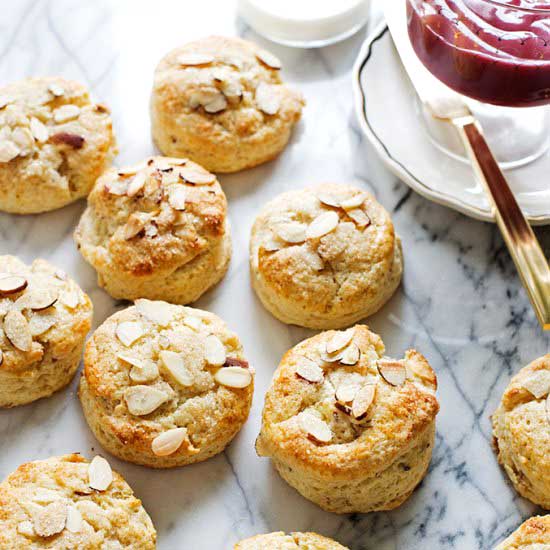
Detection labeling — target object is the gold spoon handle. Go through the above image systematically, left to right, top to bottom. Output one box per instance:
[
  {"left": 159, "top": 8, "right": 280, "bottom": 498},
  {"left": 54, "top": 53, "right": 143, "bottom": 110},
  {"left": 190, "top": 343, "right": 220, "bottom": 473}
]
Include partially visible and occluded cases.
[{"left": 453, "top": 116, "right": 550, "bottom": 331}]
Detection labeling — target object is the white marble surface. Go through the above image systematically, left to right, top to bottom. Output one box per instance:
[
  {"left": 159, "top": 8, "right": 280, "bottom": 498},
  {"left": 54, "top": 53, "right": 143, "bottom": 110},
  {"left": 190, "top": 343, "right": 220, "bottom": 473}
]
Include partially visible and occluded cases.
[{"left": 1, "top": 1, "right": 550, "bottom": 549}]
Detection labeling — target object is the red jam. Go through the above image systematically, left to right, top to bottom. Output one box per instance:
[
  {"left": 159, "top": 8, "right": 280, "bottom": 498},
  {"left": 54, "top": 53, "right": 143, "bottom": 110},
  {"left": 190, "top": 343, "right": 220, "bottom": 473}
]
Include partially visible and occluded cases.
[{"left": 407, "top": 0, "right": 550, "bottom": 106}]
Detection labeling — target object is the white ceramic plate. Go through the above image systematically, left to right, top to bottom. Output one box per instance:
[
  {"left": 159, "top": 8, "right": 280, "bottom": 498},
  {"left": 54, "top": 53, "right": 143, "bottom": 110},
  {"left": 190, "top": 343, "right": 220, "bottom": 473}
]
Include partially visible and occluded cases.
[{"left": 352, "top": 22, "right": 550, "bottom": 225}]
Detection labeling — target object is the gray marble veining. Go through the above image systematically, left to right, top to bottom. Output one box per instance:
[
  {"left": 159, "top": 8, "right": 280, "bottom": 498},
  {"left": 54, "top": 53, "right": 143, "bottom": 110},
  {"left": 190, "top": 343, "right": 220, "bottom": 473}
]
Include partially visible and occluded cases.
[{"left": 1, "top": 1, "right": 549, "bottom": 549}]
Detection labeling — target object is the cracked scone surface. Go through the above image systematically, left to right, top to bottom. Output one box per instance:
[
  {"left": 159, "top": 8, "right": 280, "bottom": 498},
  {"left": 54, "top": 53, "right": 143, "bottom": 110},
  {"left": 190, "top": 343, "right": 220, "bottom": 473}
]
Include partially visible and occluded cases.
[
  {"left": 151, "top": 35, "right": 304, "bottom": 173},
  {"left": 0, "top": 77, "right": 116, "bottom": 214},
  {"left": 74, "top": 156, "right": 231, "bottom": 304},
  {"left": 249, "top": 183, "right": 402, "bottom": 329},
  {"left": 0, "top": 255, "right": 93, "bottom": 408},
  {"left": 79, "top": 300, "right": 254, "bottom": 468},
  {"left": 256, "top": 325, "right": 439, "bottom": 513},
  {"left": 492, "top": 355, "right": 550, "bottom": 509},
  {"left": 0, "top": 454, "right": 156, "bottom": 549},
  {"left": 496, "top": 515, "right": 550, "bottom": 549},
  {"left": 234, "top": 531, "right": 349, "bottom": 549}
]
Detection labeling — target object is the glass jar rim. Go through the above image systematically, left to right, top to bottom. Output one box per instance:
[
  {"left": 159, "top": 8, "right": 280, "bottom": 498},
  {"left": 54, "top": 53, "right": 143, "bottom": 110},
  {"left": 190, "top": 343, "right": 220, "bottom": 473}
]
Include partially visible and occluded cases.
[{"left": 481, "top": 0, "right": 550, "bottom": 14}]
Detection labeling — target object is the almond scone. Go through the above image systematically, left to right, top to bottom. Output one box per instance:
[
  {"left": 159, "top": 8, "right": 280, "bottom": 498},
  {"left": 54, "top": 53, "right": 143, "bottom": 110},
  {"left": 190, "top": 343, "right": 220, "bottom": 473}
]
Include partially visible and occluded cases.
[
  {"left": 151, "top": 35, "right": 304, "bottom": 173},
  {"left": 0, "top": 77, "right": 116, "bottom": 214},
  {"left": 74, "top": 156, "right": 231, "bottom": 304},
  {"left": 0, "top": 255, "right": 93, "bottom": 407},
  {"left": 79, "top": 300, "right": 254, "bottom": 468},
  {"left": 256, "top": 325, "right": 439, "bottom": 513},
  {"left": 495, "top": 515, "right": 550, "bottom": 549},
  {"left": 234, "top": 531, "right": 349, "bottom": 549}
]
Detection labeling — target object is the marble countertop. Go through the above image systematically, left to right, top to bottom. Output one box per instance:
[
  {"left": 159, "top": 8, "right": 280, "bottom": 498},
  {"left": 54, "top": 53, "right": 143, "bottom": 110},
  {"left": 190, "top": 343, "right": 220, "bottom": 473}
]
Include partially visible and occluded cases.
[{"left": 1, "top": 1, "right": 550, "bottom": 549}]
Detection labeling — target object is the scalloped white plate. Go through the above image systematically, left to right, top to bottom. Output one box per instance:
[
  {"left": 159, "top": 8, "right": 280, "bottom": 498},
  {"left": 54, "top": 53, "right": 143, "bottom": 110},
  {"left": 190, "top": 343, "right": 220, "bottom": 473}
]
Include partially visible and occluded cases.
[{"left": 353, "top": 22, "right": 550, "bottom": 225}]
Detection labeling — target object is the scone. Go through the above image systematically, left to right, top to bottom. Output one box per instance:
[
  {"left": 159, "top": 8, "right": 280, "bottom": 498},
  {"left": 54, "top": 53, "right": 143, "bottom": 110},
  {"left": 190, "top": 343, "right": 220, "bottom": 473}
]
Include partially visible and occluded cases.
[
  {"left": 151, "top": 35, "right": 304, "bottom": 173},
  {"left": 0, "top": 77, "right": 116, "bottom": 214},
  {"left": 74, "top": 156, "right": 231, "bottom": 304},
  {"left": 250, "top": 184, "right": 403, "bottom": 329},
  {"left": 0, "top": 255, "right": 93, "bottom": 408},
  {"left": 79, "top": 299, "right": 254, "bottom": 468},
  {"left": 256, "top": 325, "right": 439, "bottom": 513},
  {"left": 492, "top": 355, "right": 550, "bottom": 508},
  {"left": 0, "top": 454, "right": 156, "bottom": 549},
  {"left": 495, "top": 515, "right": 550, "bottom": 549},
  {"left": 235, "top": 532, "right": 348, "bottom": 549}
]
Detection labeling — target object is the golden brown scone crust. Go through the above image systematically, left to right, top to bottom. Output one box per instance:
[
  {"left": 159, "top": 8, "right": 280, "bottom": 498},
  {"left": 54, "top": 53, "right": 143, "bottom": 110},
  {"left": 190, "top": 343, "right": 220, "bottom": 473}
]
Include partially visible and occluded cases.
[
  {"left": 151, "top": 35, "right": 304, "bottom": 173},
  {"left": 0, "top": 77, "right": 117, "bottom": 214},
  {"left": 74, "top": 156, "right": 231, "bottom": 304},
  {"left": 250, "top": 183, "right": 402, "bottom": 329},
  {"left": 0, "top": 255, "right": 93, "bottom": 407},
  {"left": 79, "top": 300, "right": 254, "bottom": 468},
  {"left": 257, "top": 325, "right": 438, "bottom": 513},
  {"left": 492, "top": 355, "right": 550, "bottom": 509},
  {"left": 0, "top": 454, "right": 156, "bottom": 549},
  {"left": 496, "top": 515, "right": 550, "bottom": 549},
  {"left": 235, "top": 531, "right": 349, "bottom": 549}
]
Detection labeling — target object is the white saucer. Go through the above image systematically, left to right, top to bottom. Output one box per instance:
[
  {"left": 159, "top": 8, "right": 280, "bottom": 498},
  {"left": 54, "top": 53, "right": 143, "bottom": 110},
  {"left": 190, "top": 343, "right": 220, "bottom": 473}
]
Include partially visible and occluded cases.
[{"left": 352, "top": 22, "right": 550, "bottom": 225}]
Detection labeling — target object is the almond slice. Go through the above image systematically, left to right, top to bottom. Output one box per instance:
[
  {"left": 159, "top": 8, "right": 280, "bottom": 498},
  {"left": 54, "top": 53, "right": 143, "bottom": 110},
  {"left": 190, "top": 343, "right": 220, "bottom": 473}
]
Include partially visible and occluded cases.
[
  {"left": 256, "top": 49, "right": 282, "bottom": 69},
  {"left": 177, "top": 53, "right": 215, "bottom": 66},
  {"left": 48, "top": 83, "right": 65, "bottom": 96},
  {"left": 256, "top": 83, "right": 281, "bottom": 115},
  {"left": 203, "top": 93, "right": 228, "bottom": 113},
  {"left": 0, "top": 95, "right": 13, "bottom": 109},
  {"left": 53, "top": 104, "right": 80, "bottom": 123},
  {"left": 30, "top": 117, "right": 49, "bottom": 142},
  {"left": 0, "top": 140, "right": 20, "bottom": 162},
  {"left": 180, "top": 166, "right": 216, "bottom": 185},
  {"left": 126, "top": 172, "right": 146, "bottom": 197},
  {"left": 105, "top": 179, "right": 128, "bottom": 196},
  {"left": 168, "top": 186, "right": 186, "bottom": 210},
  {"left": 317, "top": 192, "right": 341, "bottom": 208},
  {"left": 340, "top": 193, "right": 367, "bottom": 210},
  {"left": 347, "top": 208, "right": 371, "bottom": 229},
  {"left": 307, "top": 211, "right": 339, "bottom": 240},
  {"left": 122, "top": 212, "right": 149, "bottom": 240},
  {"left": 275, "top": 222, "right": 307, "bottom": 244},
  {"left": 261, "top": 236, "right": 283, "bottom": 252},
  {"left": 303, "top": 247, "right": 324, "bottom": 271},
  {"left": 0, "top": 274, "right": 27, "bottom": 295},
  {"left": 15, "top": 288, "right": 58, "bottom": 311},
  {"left": 59, "top": 289, "right": 80, "bottom": 309},
  {"left": 135, "top": 299, "right": 174, "bottom": 326},
  {"left": 4, "top": 310, "right": 32, "bottom": 351},
  {"left": 28, "top": 315, "right": 56, "bottom": 337},
  {"left": 183, "top": 315, "right": 202, "bottom": 330},
  {"left": 115, "top": 321, "right": 144, "bottom": 347},
  {"left": 326, "top": 329, "right": 355, "bottom": 354},
  {"left": 204, "top": 334, "right": 226, "bottom": 366},
  {"left": 318, "top": 343, "right": 345, "bottom": 363},
  {"left": 340, "top": 343, "right": 360, "bottom": 366},
  {"left": 160, "top": 350, "right": 193, "bottom": 386},
  {"left": 117, "top": 352, "right": 144, "bottom": 369},
  {"left": 296, "top": 358, "right": 324, "bottom": 383},
  {"left": 129, "top": 360, "right": 159, "bottom": 383},
  {"left": 378, "top": 360, "right": 407, "bottom": 387},
  {"left": 214, "top": 366, "right": 252, "bottom": 388},
  {"left": 522, "top": 370, "right": 550, "bottom": 399},
  {"left": 335, "top": 381, "right": 361, "bottom": 404},
  {"left": 352, "top": 384, "right": 376, "bottom": 420},
  {"left": 124, "top": 385, "right": 169, "bottom": 416},
  {"left": 300, "top": 413, "right": 332, "bottom": 443},
  {"left": 152, "top": 427, "right": 188, "bottom": 456},
  {"left": 88, "top": 456, "right": 113, "bottom": 491},
  {"left": 33, "top": 500, "right": 67, "bottom": 538},
  {"left": 65, "top": 505, "right": 82, "bottom": 533},
  {"left": 17, "top": 520, "right": 34, "bottom": 537}
]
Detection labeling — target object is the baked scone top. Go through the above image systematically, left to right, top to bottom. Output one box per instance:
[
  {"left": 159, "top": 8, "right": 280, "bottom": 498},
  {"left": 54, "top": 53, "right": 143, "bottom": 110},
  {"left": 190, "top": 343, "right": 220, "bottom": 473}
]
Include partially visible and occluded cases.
[
  {"left": 152, "top": 35, "right": 304, "bottom": 139},
  {"left": 76, "top": 156, "right": 227, "bottom": 277},
  {"left": 251, "top": 183, "right": 400, "bottom": 317},
  {"left": 0, "top": 256, "right": 92, "bottom": 373},
  {"left": 83, "top": 300, "right": 254, "bottom": 458},
  {"left": 257, "top": 325, "right": 438, "bottom": 480},
  {"left": 0, "top": 454, "right": 156, "bottom": 549},
  {"left": 496, "top": 515, "right": 550, "bottom": 549},
  {"left": 235, "top": 531, "right": 349, "bottom": 550}
]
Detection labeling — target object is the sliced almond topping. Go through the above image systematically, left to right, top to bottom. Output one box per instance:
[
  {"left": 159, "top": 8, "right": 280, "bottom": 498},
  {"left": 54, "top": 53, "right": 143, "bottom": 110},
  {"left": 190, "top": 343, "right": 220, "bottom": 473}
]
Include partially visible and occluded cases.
[
  {"left": 256, "top": 49, "right": 282, "bottom": 69},
  {"left": 177, "top": 53, "right": 215, "bottom": 66},
  {"left": 48, "top": 83, "right": 65, "bottom": 96},
  {"left": 256, "top": 83, "right": 281, "bottom": 115},
  {"left": 204, "top": 92, "right": 228, "bottom": 113},
  {"left": 0, "top": 95, "right": 13, "bottom": 109},
  {"left": 53, "top": 104, "right": 80, "bottom": 123},
  {"left": 30, "top": 117, "right": 49, "bottom": 142},
  {"left": 50, "top": 132, "right": 84, "bottom": 149},
  {"left": 0, "top": 140, "right": 20, "bottom": 162},
  {"left": 118, "top": 162, "right": 147, "bottom": 176},
  {"left": 180, "top": 166, "right": 216, "bottom": 185},
  {"left": 161, "top": 170, "right": 180, "bottom": 186},
  {"left": 126, "top": 172, "right": 146, "bottom": 197},
  {"left": 105, "top": 179, "right": 128, "bottom": 196},
  {"left": 168, "top": 186, "right": 186, "bottom": 210},
  {"left": 317, "top": 192, "right": 341, "bottom": 208},
  {"left": 340, "top": 193, "right": 367, "bottom": 210},
  {"left": 347, "top": 208, "right": 371, "bottom": 229},
  {"left": 307, "top": 211, "right": 339, "bottom": 240},
  {"left": 122, "top": 212, "right": 149, "bottom": 240},
  {"left": 275, "top": 222, "right": 307, "bottom": 244},
  {"left": 145, "top": 224, "right": 159, "bottom": 238},
  {"left": 261, "top": 236, "right": 283, "bottom": 252},
  {"left": 303, "top": 247, "right": 324, "bottom": 271},
  {"left": 0, "top": 274, "right": 27, "bottom": 295},
  {"left": 16, "top": 288, "right": 58, "bottom": 311},
  {"left": 59, "top": 289, "right": 80, "bottom": 309},
  {"left": 135, "top": 299, "right": 175, "bottom": 326},
  {"left": 4, "top": 310, "right": 32, "bottom": 351},
  {"left": 183, "top": 315, "right": 202, "bottom": 330},
  {"left": 28, "top": 316, "right": 56, "bottom": 337},
  {"left": 115, "top": 321, "right": 145, "bottom": 347},
  {"left": 326, "top": 329, "right": 355, "bottom": 354},
  {"left": 204, "top": 334, "right": 226, "bottom": 366},
  {"left": 340, "top": 343, "right": 360, "bottom": 366},
  {"left": 319, "top": 344, "right": 345, "bottom": 363},
  {"left": 0, "top": 349, "right": 3, "bottom": 366},
  {"left": 160, "top": 350, "right": 193, "bottom": 386},
  {"left": 117, "top": 352, "right": 144, "bottom": 369},
  {"left": 296, "top": 358, "right": 324, "bottom": 383},
  {"left": 129, "top": 360, "right": 159, "bottom": 383},
  {"left": 378, "top": 360, "right": 407, "bottom": 387},
  {"left": 214, "top": 366, "right": 252, "bottom": 388},
  {"left": 522, "top": 370, "right": 550, "bottom": 399},
  {"left": 335, "top": 381, "right": 361, "bottom": 404},
  {"left": 352, "top": 384, "right": 376, "bottom": 420},
  {"left": 124, "top": 385, "right": 169, "bottom": 416},
  {"left": 546, "top": 394, "right": 550, "bottom": 424},
  {"left": 300, "top": 413, "right": 332, "bottom": 443},
  {"left": 152, "top": 427, "right": 188, "bottom": 456},
  {"left": 88, "top": 455, "right": 113, "bottom": 491},
  {"left": 33, "top": 500, "right": 67, "bottom": 538},
  {"left": 65, "top": 505, "right": 82, "bottom": 533},
  {"left": 17, "top": 520, "right": 34, "bottom": 537}
]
